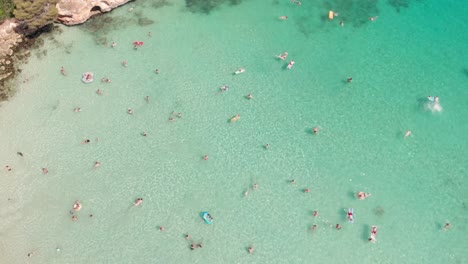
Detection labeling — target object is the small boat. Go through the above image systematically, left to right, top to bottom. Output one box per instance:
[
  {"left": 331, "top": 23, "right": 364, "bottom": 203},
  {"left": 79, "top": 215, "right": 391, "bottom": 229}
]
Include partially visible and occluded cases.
[
  {"left": 287, "top": 60, "right": 295, "bottom": 69},
  {"left": 234, "top": 68, "right": 246, "bottom": 75},
  {"left": 82, "top": 72, "right": 94, "bottom": 83},
  {"left": 230, "top": 114, "right": 241, "bottom": 123},
  {"left": 347, "top": 208, "right": 354, "bottom": 223},
  {"left": 201, "top": 212, "right": 213, "bottom": 224}
]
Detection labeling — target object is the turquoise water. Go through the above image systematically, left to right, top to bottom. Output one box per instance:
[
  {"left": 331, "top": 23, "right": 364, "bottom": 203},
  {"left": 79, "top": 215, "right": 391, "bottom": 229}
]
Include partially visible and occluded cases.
[{"left": 1, "top": 0, "right": 467, "bottom": 263}]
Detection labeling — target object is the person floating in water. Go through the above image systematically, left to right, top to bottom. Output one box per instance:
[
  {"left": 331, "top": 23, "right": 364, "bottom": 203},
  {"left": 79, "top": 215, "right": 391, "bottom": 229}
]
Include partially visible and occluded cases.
[
  {"left": 279, "top": 16, "right": 288, "bottom": 20},
  {"left": 276, "top": 52, "right": 288, "bottom": 60},
  {"left": 60, "top": 66, "right": 66, "bottom": 76},
  {"left": 404, "top": 130, "right": 412, "bottom": 138},
  {"left": 356, "top": 191, "right": 371, "bottom": 200},
  {"left": 134, "top": 198, "right": 143, "bottom": 206},
  {"left": 347, "top": 210, "right": 354, "bottom": 222},
  {"left": 444, "top": 223, "right": 452, "bottom": 231},
  {"left": 369, "top": 226, "right": 378, "bottom": 242}
]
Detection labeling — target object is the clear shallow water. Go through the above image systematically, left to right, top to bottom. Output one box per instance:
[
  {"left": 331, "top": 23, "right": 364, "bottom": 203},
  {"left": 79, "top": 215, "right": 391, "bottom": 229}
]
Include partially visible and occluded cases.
[{"left": 1, "top": 0, "right": 467, "bottom": 263}]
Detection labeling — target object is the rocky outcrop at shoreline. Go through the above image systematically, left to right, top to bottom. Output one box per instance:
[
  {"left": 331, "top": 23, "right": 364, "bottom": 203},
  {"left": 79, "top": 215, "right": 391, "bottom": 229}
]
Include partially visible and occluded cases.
[
  {"left": 56, "top": 0, "right": 133, "bottom": 25},
  {"left": 0, "top": 19, "right": 25, "bottom": 100}
]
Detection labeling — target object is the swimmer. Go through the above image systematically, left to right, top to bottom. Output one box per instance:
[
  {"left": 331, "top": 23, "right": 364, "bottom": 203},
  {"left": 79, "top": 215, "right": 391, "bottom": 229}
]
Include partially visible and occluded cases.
[
  {"left": 279, "top": 16, "right": 288, "bottom": 20},
  {"left": 369, "top": 16, "right": 378, "bottom": 21},
  {"left": 340, "top": 20, "right": 344, "bottom": 27},
  {"left": 148, "top": 32, "right": 152, "bottom": 37},
  {"left": 111, "top": 42, "right": 117, "bottom": 47},
  {"left": 276, "top": 52, "right": 288, "bottom": 60},
  {"left": 123, "top": 60, "right": 128, "bottom": 67},
  {"left": 60, "top": 66, "right": 66, "bottom": 76},
  {"left": 155, "top": 69, "right": 160, "bottom": 74},
  {"left": 347, "top": 77, "right": 353, "bottom": 83},
  {"left": 101, "top": 78, "right": 111, "bottom": 83},
  {"left": 220, "top": 85, "right": 229, "bottom": 92},
  {"left": 97, "top": 89, "right": 103, "bottom": 95},
  {"left": 247, "top": 94, "right": 253, "bottom": 99},
  {"left": 427, "top": 95, "right": 435, "bottom": 102},
  {"left": 145, "top": 96, "right": 150, "bottom": 103},
  {"left": 435, "top": 96, "right": 439, "bottom": 103},
  {"left": 74, "top": 108, "right": 82, "bottom": 112},
  {"left": 127, "top": 108, "right": 134, "bottom": 115},
  {"left": 177, "top": 112, "right": 183, "bottom": 118},
  {"left": 169, "top": 117, "right": 175, "bottom": 122},
  {"left": 313, "top": 127, "right": 319, "bottom": 134},
  {"left": 404, "top": 130, "right": 412, "bottom": 138},
  {"left": 142, "top": 131, "right": 147, "bottom": 137},
  {"left": 81, "top": 139, "right": 91, "bottom": 144},
  {"left": 265, "top": 144, "right": 270, "bottom": 150},
  {"left": 17, "top": 152, "right": 24, "bottom": 157},
  {"left": 203, "top": 155, "right": 209, "bottom": 160},
  {"left": 94, "top": 161, "right": 101, "bottom": 168},
  {"left": 6, "top": 165, "right": 12, "bottom": 171},
  {"left": 42, "top": 168, "right": 48, "bottom": 174},
  {"left": 291, "top": 179, "right": 297, "bottom": 184},
  {"left": 253, "top": 183, "right": 259, "bottom": 190},
  {"left": 304, "top": 188, "right": 311, "bottom": 193},
  {"left": 245, "top": 189, "right": 250, "bottom": 197},
  {"left": 356, "top": 191, "right": 371, "bottom": 200},
  {"left": 134, "top": 198, "right": 143, "bottom": 206},
  {"left": 73, "top": 200, "right": 82, "bottom": 211},
  {"left": 347, "top": 210, "right": 354, "bottom": 222},
  {"left": 313, "top": 211, "right": 319, "bottom": 217},
  {"left": 89, "top": 214, "right": 93, "bottom": 218},
  {"left": 72, "top": 215, "right": 78, "bottom": 221},
  {"left": 444, "top": 223, "right": 452, "bottom": 231},
  {"left": 312, "top": 224, "right": 318, "bottom": 231},
  {"left": 336, "top": 224, "right": 342, "bottom": 230},
  {"left": 159, "top": 226, "right": 166, "bottom": 232},
  {"left": 369, "top": 226, "right": 378, "bottom": 242},
  {"left": 185, "top": 234, "right": 191, "bottom": 240},
  {"left": 197, "top": 243, "right": 203, "bottom": 248},
  {"left": 190, "top": 244, "right": 195, "bottom": 250},
  {"left": 248, "top": 246, "right": 254, "bottom": 254},
  {"left": 27, "top": 252, "right": 35, "bottom": 257}
]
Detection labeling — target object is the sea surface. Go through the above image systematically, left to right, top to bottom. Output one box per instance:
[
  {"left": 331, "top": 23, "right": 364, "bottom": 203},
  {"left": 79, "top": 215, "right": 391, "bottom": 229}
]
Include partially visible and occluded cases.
[{"left": 1, "top": 0, "right": 467, "bottom": 263}]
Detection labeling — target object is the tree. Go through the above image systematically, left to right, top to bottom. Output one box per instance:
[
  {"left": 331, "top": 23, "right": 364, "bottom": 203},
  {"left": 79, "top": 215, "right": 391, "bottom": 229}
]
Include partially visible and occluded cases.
[
  {"left": 0, "top": 0, "right": 15, "bottom": 21},
  {"left": 13, "top": 0, "right": 58, "bottom": 36}
]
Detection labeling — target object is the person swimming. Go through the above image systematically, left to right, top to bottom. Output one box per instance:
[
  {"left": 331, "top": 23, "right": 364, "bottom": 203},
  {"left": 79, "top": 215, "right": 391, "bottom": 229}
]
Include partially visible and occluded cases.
[
  {"left": 279, "top": 16, "right": 288, "bottom": 20},
  {"left": 276, "top": 52, "right": 288, "bottom": 60},
  {"left": 220, "top": 85, "right": 229, "bottom": 92},
  {"left": 404, "top": 130, "right": 412, "bottom": 138},
  {"left": 356, "top": 191, "right": 371, "bottom": 200},
  {"left": 134, "top": 198, "right": 143, "bottom": 206},
  {"left": 73, "top": 200, "right": 82, "bottom": 211},
  {"left": 347, "top": 210, "right": 354, "bottom": 222},
  {"left": 369, "top": 226, "right": 378, "bottom": 242}
]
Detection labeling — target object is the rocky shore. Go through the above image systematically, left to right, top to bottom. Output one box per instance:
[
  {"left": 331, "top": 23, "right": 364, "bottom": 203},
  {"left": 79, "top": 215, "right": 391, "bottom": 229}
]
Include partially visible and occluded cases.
[
  {"left": 57, "top": 0, "right": 132, "bottom": 25},
  {"left": 0, "top": 19, "right": 26, "bottom": 100}
]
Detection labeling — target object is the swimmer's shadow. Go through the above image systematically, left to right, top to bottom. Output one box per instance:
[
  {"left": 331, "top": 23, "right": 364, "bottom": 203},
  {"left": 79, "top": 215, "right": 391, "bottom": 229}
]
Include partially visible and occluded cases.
[{"left": 362, "top": 224, "right": 371, "bottom": 242}]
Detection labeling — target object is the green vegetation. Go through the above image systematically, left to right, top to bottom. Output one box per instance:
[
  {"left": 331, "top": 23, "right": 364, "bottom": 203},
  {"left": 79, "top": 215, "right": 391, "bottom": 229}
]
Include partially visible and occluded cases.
[
  {"left": 0, "top": 0, "right": 14, "bottom": 20},
  {"left": 13, "top": 0, "right": 58, "bottom": 35}
]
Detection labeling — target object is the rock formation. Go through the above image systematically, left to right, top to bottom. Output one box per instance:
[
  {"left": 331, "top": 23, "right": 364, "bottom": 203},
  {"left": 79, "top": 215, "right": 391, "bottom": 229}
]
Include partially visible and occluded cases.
[
  {"left": 56, "top": 0, "right": 133, "bottom": 25},
  {"left": 0, "top": 19, "right": 23, "bottom": 87}
]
